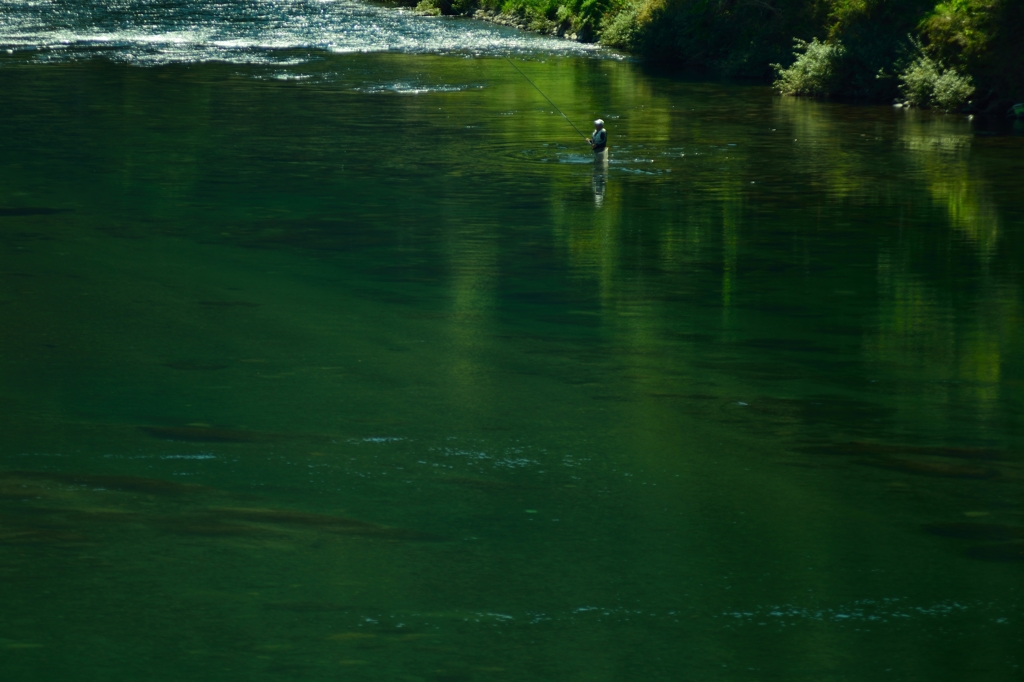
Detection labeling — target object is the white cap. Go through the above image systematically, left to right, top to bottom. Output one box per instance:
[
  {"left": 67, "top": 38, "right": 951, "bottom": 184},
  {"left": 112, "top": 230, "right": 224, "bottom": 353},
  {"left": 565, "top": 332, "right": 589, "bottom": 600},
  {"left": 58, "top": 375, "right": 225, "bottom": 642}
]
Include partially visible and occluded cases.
[{"left": 594, "top": 119, "right": 604, "bottom": 126}]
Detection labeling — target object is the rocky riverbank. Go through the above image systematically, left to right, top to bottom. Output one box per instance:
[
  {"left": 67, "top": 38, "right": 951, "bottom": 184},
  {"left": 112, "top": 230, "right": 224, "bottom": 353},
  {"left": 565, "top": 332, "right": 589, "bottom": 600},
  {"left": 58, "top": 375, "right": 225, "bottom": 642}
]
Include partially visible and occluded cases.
[
  {"left": 409, "top": 3, "right": 596, "bottom": 43},
  {"left": 467, "top": 8, "right": 588, "bottom": 42}
]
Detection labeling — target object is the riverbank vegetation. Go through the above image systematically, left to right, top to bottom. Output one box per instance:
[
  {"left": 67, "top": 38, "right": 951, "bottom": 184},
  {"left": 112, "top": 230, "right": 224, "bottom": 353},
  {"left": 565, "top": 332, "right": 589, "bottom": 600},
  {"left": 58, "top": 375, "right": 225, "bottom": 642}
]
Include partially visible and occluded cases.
[{"left": 405, "top": 0, "right": 1023, "bottom": 109}]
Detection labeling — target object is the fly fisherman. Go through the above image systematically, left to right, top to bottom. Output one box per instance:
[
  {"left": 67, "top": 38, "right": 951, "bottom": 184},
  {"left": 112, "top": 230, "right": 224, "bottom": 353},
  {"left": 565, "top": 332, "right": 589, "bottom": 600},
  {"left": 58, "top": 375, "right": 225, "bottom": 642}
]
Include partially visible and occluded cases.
[{"left": 589, "top": 119, "right": 607, "bottom": 154}]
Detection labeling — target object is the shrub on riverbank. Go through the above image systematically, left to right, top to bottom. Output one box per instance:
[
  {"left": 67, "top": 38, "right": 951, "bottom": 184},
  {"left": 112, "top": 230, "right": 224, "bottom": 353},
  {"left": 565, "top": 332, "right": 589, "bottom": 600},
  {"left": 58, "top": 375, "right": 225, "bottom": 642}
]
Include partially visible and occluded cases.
[
  {"left": 412, "top": 0, "right": 610, "bottom": 39},
  {"left": 655, "top": 0, "right": 1019, "bottom": 106},
  {"left": 770, "top": 35, "right": 976, "bottom": 110},
  {"left": 772, "top": 39, "right": 848, "bottom": 98},
  {"left": 898, "top": 44, "right": 976, "bottom": 110}
]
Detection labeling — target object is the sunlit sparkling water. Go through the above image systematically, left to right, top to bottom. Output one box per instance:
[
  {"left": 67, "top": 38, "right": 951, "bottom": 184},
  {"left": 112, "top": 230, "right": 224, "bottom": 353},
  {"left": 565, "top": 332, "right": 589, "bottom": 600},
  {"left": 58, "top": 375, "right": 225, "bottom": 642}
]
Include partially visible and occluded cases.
[{"left": 0, "top": 0, "right": 603, "bottom": 63}]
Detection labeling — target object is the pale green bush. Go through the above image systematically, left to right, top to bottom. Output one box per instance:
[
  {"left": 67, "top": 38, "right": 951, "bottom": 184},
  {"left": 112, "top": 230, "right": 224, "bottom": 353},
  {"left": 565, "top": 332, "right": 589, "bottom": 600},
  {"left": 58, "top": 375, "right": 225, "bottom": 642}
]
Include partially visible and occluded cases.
[
  {"left": 415, "top": 0, "right": 442, "bottom": 14},
  {"left": 600, "top": 2, "right": 641, "bottom": 50},
  {"left": 772, "top": 39, "right": 847, "bottom": 98},
  {"left": 898, "top": 43, "right": 975, "bottom": 111},
  {"left": 898, "top": 51, "right": 940, "bottom": 105},
  {"left": 932, "top": 67, "right": 975, "bottom": 111}
]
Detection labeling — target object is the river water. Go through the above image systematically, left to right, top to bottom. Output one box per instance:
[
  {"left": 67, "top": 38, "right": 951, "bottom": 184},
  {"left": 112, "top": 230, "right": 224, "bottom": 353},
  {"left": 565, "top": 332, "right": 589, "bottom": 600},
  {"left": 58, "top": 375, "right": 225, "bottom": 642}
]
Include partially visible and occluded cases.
[{"left": 1, "top": 3, "right": 1023, "bottom": 681}]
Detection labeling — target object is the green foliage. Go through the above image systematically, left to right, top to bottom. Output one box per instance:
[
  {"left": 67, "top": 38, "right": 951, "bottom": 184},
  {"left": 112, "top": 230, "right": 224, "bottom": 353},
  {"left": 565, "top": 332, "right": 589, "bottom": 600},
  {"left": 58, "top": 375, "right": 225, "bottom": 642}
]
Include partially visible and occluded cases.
[
  {"left": 409, "top": 0, "right": 1020, "bottom": 102},
  {"left": 414, "top": 0, "right": 443, "bottom": 14},
  {"left": 415, "top": 0, "right": 609, "bottom": 35},
  {"left": 623, "top": 0, "right": 820, "bottom": 79},
  {"left": 816, "top": 0, "right": 935, "bottom": 99},
  {"left": 921, "top": 0, "right": 995, "bottom": 62},
  {"left": 922, "top": 0, "right": 1024, "bottom": 103},
  {"left": 600, "top": 1, "right": 643, "bottom": 50},
  {"left": 773, "top": 38, "right": 847, "bottom": 97},
  {"left": 898, "top": 42, "right": 975, "bottom": 110},
  {"left": 932, "top": 68, "right": 976, "bottom": 110}
]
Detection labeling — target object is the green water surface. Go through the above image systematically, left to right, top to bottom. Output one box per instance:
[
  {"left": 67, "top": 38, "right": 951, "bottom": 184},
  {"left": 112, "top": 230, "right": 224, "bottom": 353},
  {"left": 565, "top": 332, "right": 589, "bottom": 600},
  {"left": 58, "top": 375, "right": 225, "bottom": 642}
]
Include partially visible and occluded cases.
[{"left": 1, "top": 54, "right": 1022, "bottom": 681}]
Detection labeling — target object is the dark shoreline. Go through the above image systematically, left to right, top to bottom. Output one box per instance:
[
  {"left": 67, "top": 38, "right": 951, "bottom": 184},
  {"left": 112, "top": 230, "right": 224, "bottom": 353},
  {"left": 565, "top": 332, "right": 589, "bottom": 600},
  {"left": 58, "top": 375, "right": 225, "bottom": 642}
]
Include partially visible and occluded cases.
[{"left": 397, "top": 0, "right": 1023, "bottom": 111}]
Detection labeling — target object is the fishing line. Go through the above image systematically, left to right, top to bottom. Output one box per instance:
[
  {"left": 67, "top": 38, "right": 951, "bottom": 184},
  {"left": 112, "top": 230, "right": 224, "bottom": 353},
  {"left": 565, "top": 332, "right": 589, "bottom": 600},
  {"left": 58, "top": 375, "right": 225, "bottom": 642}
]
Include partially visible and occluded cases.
[{"left": 504, "top": 55, "right": 589, "bottom": 143}]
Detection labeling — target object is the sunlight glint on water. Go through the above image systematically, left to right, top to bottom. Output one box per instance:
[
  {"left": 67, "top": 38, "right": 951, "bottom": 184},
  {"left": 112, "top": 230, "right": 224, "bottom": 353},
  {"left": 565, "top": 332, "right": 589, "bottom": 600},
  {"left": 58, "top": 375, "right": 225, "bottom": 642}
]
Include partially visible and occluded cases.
[{"left": 0, "top": 0, "right": 603, "bottom": 63}]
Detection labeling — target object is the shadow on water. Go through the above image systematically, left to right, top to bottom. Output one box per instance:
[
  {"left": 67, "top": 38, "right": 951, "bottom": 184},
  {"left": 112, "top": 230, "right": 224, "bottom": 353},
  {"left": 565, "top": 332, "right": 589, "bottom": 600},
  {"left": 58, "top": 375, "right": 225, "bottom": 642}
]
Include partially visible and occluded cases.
[
  {"left": 0, "top": 208, "right": 73, "bottom": 217},
  {"left": 0, "top": 468, "right": 439, "bottom": 549}
]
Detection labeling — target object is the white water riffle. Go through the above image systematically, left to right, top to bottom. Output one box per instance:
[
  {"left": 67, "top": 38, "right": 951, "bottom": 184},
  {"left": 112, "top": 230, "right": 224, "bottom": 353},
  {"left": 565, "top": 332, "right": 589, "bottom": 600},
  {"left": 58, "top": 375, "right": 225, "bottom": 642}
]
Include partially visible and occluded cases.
[{"left": 0, "top": 0, "right": 605, "bottom": 64}]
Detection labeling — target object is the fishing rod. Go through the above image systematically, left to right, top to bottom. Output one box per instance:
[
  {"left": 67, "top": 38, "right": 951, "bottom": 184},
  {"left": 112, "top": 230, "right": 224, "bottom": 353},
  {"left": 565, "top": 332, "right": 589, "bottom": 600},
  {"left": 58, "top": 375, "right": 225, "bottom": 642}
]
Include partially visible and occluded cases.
[{"left": 504, "top": 56, "right": 590, "bottom": 144}]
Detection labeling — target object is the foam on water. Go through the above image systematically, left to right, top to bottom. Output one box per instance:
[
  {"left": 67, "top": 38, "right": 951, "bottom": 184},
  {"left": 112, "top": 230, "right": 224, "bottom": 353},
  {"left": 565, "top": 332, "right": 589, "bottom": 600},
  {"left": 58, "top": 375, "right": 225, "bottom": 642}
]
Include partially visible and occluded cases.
[
  {"left": 0, "top": 0, "right": 604, "bottom": 65},
  {"left": 352, "top": 80, "right": 484, "bottom": 93}
]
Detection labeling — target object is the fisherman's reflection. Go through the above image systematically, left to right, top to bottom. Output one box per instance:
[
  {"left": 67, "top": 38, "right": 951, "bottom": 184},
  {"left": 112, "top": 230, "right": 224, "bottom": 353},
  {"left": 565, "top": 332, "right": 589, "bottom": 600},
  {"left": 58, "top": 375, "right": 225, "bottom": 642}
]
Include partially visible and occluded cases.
[{"left": 592, "top": 158, "right": 607, "bottom": 207}]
